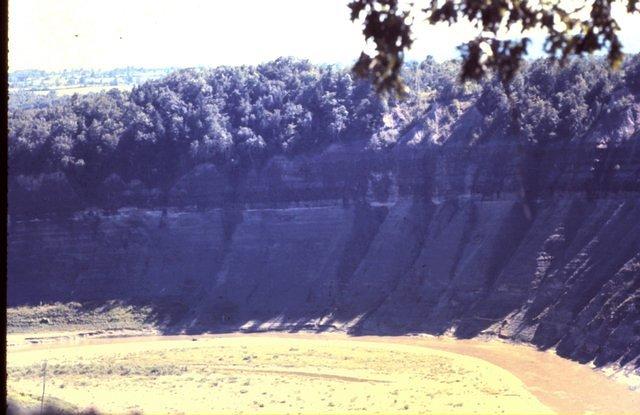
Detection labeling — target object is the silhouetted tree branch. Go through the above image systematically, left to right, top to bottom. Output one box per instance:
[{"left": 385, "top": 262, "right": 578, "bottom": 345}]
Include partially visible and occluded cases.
[{"left": 349, "top": 0, "right": 640, "bottom": 94}]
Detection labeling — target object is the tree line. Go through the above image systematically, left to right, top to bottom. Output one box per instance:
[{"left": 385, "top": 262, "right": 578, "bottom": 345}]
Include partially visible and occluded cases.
[{"left": 8, "top": 55, "right": 640, "bottom": 214}]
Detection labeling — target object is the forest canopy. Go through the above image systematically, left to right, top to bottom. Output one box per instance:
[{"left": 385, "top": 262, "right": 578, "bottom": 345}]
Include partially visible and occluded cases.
[{"left": 8, "top": 55, "right": 640, "bottom": 214}]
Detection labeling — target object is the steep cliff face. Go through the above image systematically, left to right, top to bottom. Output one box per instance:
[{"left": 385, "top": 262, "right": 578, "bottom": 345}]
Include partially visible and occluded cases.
[{"left": 8, "top": 130, "right": 640, "bottom": 372}]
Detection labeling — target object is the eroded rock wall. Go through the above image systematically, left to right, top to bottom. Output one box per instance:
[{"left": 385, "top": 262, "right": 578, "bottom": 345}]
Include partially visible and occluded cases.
[{"left": 7, "top": 140, "right": 640, "bottom": 371}]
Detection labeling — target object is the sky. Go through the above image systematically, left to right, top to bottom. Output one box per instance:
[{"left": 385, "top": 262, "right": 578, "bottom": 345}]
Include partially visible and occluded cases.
[{"left": 8, "top": 0, "right": 640, "bottom": 72}]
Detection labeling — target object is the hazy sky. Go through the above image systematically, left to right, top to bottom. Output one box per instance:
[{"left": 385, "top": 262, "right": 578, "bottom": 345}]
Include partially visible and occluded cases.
[{"left": 8, "top": 0, "right": 640, "bottom": 71}]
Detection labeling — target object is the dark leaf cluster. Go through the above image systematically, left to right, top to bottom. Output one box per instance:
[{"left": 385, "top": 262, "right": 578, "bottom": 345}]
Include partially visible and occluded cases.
[{"left": 349, "top": 0, "right": 640, "bottom": 93}]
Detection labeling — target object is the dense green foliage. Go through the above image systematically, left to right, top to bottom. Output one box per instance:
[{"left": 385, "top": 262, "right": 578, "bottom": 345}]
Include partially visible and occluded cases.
[
  {"left": 8, "top": 56, "right": 640, "bottom": 214},
  {"left": 9, "top": 59, "right": 383, "bottom": 193}
]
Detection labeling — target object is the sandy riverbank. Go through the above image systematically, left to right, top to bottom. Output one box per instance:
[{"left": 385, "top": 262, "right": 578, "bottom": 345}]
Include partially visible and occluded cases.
[{"left": 6, "top": 332, "right": 640, "bottom": 414}]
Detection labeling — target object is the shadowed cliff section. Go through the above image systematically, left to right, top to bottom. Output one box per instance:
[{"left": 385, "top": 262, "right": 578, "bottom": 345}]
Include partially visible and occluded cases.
[{"left": 8, "top": 136, "right": 640, "bottom": 374}]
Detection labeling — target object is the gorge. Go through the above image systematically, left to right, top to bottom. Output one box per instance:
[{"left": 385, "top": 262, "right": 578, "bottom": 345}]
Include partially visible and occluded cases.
[{"left": 7, "top": 57, "right": 640, "bottom": 378}]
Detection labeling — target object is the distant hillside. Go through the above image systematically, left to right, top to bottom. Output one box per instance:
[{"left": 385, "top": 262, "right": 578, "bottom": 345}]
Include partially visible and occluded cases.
[{"left": 8, "top": 67, "right": 177, "bottom": 110}]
